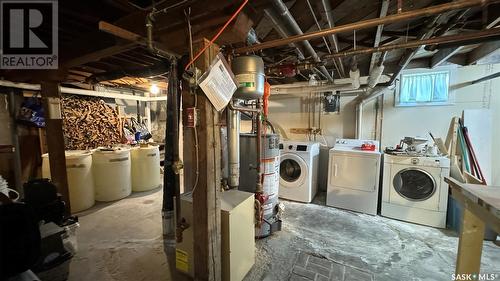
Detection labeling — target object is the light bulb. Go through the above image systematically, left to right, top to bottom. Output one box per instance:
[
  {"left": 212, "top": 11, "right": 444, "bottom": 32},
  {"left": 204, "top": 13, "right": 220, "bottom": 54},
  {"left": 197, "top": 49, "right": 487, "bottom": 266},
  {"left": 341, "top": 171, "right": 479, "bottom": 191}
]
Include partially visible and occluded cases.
[{"left": 150, "top": 84, "right": 160, "bottom": 95}]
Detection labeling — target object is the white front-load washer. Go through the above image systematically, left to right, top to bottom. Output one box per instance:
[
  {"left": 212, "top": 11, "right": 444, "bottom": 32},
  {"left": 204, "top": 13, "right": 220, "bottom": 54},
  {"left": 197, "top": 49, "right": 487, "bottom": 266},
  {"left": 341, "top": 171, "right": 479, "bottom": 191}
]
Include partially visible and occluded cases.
[
  {"left": 326, "top": 139, "right": 381, "bottom": 215},
  {"left": 279, "top": 141, "right": 319, "bottom": 203},
  {"left": 381, "top": 153, "right": 450, "bottom": 228}
]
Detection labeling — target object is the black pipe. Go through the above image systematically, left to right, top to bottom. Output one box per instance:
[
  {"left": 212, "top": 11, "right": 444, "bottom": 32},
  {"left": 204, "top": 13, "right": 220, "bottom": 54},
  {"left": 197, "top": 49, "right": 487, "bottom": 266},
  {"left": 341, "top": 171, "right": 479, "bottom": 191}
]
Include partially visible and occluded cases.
[
  {"left": 163, "top": 59, "right": 180, "bottom": 225},
  {"left": 85, "top": 61, "right": 170, "bottom": 84}
]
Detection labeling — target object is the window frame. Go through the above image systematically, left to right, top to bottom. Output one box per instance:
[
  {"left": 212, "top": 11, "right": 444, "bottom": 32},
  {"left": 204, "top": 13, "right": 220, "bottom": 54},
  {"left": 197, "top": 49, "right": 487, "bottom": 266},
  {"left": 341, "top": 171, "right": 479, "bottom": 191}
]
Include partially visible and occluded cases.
[{"left": 395, "top": 69, "right": 454, "bottom": 107}]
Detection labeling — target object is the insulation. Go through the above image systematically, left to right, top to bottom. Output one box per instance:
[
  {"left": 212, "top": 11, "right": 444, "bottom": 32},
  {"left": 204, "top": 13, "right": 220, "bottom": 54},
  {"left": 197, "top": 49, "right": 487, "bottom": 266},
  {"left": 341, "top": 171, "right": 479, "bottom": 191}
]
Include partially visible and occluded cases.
[{"left": 61, "top": 96, "right": 122, "bottom": 150}]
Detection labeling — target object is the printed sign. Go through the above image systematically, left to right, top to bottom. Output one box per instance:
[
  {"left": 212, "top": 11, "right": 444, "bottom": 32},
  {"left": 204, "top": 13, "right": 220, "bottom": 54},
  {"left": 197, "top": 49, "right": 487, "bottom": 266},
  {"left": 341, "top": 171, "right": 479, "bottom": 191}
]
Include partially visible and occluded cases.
[{"left": 1, "top": 0, "right": 58, "bottom": 69}]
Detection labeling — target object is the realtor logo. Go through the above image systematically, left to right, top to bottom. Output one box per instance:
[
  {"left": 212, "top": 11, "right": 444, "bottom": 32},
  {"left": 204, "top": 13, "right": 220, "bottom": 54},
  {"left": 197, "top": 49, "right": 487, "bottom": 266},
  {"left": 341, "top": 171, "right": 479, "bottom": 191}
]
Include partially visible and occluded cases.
[{"left": 1, "top": 0, "right": 58, "bottom": 69}]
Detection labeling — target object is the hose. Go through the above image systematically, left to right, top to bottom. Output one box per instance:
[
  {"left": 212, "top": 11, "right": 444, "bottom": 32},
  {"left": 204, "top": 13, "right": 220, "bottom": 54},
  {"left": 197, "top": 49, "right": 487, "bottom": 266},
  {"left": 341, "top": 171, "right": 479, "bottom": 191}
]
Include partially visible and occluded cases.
[{"left": 184, "top": 0, "right": 249, "bottom": 71}]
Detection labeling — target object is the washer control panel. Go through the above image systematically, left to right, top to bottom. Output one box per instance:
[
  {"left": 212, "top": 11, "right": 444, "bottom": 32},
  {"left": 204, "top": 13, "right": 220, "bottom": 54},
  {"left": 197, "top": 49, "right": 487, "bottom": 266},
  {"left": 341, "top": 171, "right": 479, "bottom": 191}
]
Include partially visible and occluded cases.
[{"left": 279, "top": 143, "right": 309, "bottom": 152}]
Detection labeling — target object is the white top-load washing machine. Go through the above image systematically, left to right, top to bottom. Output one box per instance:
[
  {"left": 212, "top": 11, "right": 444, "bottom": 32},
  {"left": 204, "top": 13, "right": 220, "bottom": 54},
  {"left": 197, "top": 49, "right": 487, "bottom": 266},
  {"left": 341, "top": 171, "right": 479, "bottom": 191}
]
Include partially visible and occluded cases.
[
  {"left": 327, "top": 139, "right": 382, "bottom": 215},
  {"left": 279, "top": 141, "right": 320, "bottom": 203},
  {"left": 381, "top": 154, "right": 450, "bottom": 228}
]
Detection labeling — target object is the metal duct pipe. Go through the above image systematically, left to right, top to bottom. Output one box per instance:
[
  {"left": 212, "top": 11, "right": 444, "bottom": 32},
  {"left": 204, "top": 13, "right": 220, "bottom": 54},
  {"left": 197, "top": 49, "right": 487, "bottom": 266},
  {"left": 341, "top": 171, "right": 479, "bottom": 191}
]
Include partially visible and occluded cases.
[
  {"left": 235, "top": 0, "right": 499, "bottom": 54},
  {"left": 270, "top": 0, "right": 333, "bottom": 81},
  {"left": 321, "top": 0, "right": 346, "bottom": 77},
  {"left": 264, "top": 8, "right": 326, "bottom": 80},
  {"left": 263, "top": 9, "right": 305, "bottom": 60},
  {"left": 388, "top": 15, "right": 441, "bottom": 85},
  {"left": 368, "top": 52, "right": 387, "bottom": 88},
  {"left": 367, "top": 65, "right": 385, "bottom": 88},
  {"left": 227, "top": 105, "right": 241, "bottom": 188}
]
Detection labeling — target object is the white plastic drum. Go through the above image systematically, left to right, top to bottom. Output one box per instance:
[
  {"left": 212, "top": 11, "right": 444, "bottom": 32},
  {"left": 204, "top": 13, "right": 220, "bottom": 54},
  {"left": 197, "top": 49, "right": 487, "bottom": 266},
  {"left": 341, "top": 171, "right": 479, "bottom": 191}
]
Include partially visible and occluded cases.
[
  {"left": 131, "top": 145, "right": 161, "bottom": 192},
  {"left": 92, "top": 147, "right": 132, "bottom": 201},
  {"left": 42, "top": 151, "right": 95, "bottom": 213}
]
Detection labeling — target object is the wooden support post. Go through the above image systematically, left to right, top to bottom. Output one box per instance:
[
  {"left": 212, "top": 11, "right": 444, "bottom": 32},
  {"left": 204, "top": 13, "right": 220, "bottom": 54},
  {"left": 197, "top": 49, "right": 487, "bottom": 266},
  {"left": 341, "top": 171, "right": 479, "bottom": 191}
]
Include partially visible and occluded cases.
[
  {"left": 182, "top": 39, "right": 222, "bottom": 281},
  {"left": 41, "top": 82, "right": 71, "bottom": 214},
  {"left": 8, "top": 90, "right": 23, "bottom": 193},
  {"left": 456, "top": 205, "right": 485, "bottom": 275}
]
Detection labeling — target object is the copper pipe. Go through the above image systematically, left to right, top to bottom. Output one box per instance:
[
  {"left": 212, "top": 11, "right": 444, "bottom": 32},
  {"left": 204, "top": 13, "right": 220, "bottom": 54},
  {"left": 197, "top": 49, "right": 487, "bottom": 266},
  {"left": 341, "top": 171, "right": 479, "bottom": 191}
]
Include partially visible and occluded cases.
[
  {"left": 234, "top": 0, "right": 498, "bottom": 54},
  {"left": 322, "top": 28, "right": 500, "bottom": 59}
]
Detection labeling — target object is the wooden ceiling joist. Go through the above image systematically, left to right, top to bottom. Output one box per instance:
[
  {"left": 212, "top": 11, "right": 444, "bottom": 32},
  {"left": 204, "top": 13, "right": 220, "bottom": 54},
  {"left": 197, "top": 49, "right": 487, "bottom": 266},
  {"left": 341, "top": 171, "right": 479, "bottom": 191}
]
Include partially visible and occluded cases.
[
  {"left": 431, "top": 16, "right": 500, "bottom": 68},
  {"left": 467, "top": 40, "right": 500, "bottom": 64},
  {"left": 64, "top": 42, "right": 139, "bottom": 68}
]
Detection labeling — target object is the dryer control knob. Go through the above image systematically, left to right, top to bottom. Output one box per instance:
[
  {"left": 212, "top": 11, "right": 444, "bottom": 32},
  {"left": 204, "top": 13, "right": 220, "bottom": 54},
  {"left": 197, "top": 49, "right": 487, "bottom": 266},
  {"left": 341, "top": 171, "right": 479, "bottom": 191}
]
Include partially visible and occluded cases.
[
  {"left": 288, "top": 145, "right": 293, "bottom": 150},
  {"left": 411, "top": 158, "right": 419, "bottom": 165}
]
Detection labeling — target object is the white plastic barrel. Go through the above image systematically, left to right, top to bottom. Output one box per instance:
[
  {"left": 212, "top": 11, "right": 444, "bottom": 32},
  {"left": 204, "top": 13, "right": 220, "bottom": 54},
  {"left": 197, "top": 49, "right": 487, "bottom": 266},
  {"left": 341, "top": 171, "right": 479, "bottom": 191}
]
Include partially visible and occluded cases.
[
  {"left": 131, "top": 144, "right": 161, "bottom": 192},
  {"left": 92, "top": 147, "right": 132, "bottom": 201},
  {"left": 42, "top": 151, "right": 95, "bottom": 213}
]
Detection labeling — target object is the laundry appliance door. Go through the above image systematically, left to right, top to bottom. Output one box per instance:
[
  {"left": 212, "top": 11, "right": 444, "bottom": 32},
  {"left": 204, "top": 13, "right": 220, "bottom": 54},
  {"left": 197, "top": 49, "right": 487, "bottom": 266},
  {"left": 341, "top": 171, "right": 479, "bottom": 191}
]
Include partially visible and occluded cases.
[
  {"left": 328, "top": 151, "right": 380, "bottom": 192},
  {"left": 279, "top": 154, "right": 307, "bottom": 189},
  {"left": 389, "top": 165, "right": 442, "bottom": 210}
]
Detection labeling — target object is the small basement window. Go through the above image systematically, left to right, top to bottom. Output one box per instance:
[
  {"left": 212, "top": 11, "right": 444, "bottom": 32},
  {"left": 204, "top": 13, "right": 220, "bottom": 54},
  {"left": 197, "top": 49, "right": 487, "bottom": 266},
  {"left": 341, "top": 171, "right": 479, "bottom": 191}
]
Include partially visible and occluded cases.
[{"left": 396, "top": 71, "right": 450, "bottom": 106}]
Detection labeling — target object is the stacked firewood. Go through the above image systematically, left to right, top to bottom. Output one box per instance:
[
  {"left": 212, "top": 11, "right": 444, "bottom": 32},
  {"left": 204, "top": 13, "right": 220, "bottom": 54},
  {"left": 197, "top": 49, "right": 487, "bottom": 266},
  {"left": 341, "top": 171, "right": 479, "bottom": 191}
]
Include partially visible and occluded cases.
[{"left": 61, "top": 96, "right": 122, "bottom": 150}]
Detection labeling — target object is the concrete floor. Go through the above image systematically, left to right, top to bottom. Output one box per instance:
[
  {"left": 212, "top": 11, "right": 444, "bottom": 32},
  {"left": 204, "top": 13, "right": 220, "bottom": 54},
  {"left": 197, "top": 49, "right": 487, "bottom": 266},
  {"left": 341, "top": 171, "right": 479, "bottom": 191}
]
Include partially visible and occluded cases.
[{"left": 69, "top": 189, "right": 500, "bottom": 281}]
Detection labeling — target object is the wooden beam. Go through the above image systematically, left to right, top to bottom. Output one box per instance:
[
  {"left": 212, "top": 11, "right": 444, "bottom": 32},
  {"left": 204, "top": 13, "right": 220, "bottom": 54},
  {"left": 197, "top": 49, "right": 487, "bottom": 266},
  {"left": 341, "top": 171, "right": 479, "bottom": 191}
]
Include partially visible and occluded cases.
[
  {"left": 369, "top": 0, "right": 390, "bottom": 72},
  {"left": 433, "top": 16, "right": 500, "bottom": 68},
  {"left": 98, "top": 21, "right": 142, "bottom": 42},
  {"left": 98, "top": 21, "right": 178, "bottom": 58},
  {"left": 185, "top": 39, "right": 221, "bottom": 281},
  {"left": 467, "top": 40, "right": 500, "bottom": 64},
  {"left": 64, "top": 42, "right": 138, "bottom": 68},
  {"left": 431, "top": 46, "right": 464, "bottom": 68},
  {"left": 447, "top": 53, "right": 468, "bottom": 66},
  {"left": 41, "top": 82, "right": 71, "bottom": 214},
  {"left": 456, "top": 207, "right": 486, "bottom": 275}
]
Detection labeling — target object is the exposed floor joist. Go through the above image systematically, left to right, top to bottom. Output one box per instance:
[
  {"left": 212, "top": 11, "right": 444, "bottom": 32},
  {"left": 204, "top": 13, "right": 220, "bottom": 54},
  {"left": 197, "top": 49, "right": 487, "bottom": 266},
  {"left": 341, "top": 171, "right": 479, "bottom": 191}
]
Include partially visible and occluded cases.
[
  {"left": 431, "top": 16, "right": 500, "bottom": 68},
  {"left": 468, "top": 40, "right": 500, "bottom": 64}
]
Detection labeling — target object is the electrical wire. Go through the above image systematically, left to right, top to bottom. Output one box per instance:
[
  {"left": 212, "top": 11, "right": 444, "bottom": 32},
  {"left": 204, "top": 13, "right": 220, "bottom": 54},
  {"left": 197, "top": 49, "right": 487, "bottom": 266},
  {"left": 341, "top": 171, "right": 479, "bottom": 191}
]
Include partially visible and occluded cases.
[
  {"left": 184, "top": 0, "right": 249, "bottom": 71},
  {"left": 185, "top": 7, "right": 200, "bottom": 193}
]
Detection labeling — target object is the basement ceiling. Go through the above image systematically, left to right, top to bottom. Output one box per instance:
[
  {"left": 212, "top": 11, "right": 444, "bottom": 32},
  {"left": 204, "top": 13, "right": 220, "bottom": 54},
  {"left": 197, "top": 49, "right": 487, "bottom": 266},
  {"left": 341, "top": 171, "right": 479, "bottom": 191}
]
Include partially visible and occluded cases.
[{"left": 0, "top": 0, "right": 499, "bottom": 85}]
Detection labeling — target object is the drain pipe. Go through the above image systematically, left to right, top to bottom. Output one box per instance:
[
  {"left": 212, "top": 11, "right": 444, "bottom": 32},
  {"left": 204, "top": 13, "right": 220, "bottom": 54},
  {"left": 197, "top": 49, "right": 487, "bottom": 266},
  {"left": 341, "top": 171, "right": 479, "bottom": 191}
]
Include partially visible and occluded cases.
[
  {"left": 270, "top": 0, "right": 333, "bottom": 81},
  {"left": 145, "top": 11, "right": 176, "bottom": 59},
  {"left": 355, "top": 53, "right": 386, "bottom": 139},
  {"left": 355, "top": 85, "right": 395, "bottom": 138},
  {"left": 227, "top": 102, "right": 240, "bottom": 188},
  {"left": 355, "top": 102, "right": 364, "bottom": 139}
]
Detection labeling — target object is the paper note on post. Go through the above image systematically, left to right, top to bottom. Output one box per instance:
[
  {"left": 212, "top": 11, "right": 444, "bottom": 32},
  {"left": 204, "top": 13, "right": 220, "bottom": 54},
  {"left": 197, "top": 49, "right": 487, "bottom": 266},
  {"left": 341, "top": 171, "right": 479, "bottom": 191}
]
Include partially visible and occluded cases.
[{"left": 198, "top": 53, "right": 238, "bottom": 111}]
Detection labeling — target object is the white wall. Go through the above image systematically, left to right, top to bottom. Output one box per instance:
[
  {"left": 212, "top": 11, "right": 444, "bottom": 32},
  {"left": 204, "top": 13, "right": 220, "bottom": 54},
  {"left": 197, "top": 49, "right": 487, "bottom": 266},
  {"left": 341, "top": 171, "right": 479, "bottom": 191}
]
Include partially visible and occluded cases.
[{"left": 268, "top": 63, "right": 500, "bottom": 186}]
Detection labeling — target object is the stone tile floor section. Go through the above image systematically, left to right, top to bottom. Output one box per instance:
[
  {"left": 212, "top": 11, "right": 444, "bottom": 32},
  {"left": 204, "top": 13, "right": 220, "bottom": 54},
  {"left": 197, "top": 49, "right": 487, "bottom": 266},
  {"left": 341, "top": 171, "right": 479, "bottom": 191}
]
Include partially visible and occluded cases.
[{"left": 290, "top": 252, "right": 374, "bottom": 281}]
